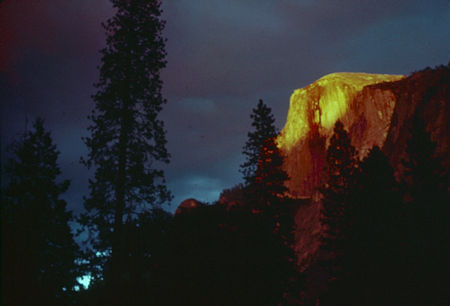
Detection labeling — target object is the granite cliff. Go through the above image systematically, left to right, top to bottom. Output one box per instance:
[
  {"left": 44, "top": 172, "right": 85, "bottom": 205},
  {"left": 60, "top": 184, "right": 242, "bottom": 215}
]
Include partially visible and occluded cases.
[{"left": 277, "top": 72, "right": 405, "bottom": 197}]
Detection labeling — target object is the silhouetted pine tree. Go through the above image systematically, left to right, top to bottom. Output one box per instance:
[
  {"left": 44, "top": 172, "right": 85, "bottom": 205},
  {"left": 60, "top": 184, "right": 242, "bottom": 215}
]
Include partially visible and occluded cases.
[
  {"left": 80, "top": 0, "right": 171, "bottom": 301},
  {"left": 240, "top": 99, "right": 278, "bottom": 185},
  {"left": 240, "top": 99, "right": 289, "bottom": 210},
  {"left": 241, "top": 109, "right": 298, "bottom": 302},
  {"left": 400, "top": 115, "right": 449, "bottom": 305},
  {"left": 1, "top": 118, "right": 78, "bottom": 305},
  {"left": 320, "top": 120, "right": 357, "bottom": 303},
  {"left": 321, "top": 121, "right": 357, "bottom": 250},
  {"left": 253, "top": 137, "right": 289, "bottom": 206},
  {"left": 341, "top": 146, "right": 403, "bottom": 305}
]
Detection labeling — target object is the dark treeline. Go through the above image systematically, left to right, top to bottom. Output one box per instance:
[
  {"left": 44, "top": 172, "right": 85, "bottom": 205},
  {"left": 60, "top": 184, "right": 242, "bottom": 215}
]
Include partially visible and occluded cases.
[
  {"left": 1, "top": 99, "right": 301, "bottom": 305},
  {"left": 2, "top": 104, "right": 448, "bottom": 305}
]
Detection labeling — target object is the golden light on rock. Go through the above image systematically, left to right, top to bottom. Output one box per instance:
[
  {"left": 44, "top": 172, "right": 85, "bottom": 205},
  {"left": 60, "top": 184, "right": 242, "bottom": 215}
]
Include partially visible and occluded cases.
[
  {"left": 277, "top": 72, "right": 405, "bottom": 197},
  {"left": 277, "top": 72, "right": 405, "bottom": 151}
]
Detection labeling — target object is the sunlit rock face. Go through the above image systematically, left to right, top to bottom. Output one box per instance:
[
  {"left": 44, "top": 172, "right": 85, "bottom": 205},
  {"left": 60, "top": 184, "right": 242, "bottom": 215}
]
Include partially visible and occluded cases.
[
  {"left": 277, "top": 72, "right": 405, "bottom": 197},
  {"left": 175, "top": 198, "right": 204, "bottom": 215}
]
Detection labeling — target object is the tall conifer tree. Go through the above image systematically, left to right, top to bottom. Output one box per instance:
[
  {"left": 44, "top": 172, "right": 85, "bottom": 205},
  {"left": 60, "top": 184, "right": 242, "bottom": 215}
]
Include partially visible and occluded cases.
[
  {"left": 80, "top": 0, "right": 171, "bottom": 294},
  {"left": 240, "top": 99, "right": 277, "bottom": 185},
  {"left": 240, "top": 104, "right": 295, "bottom": 301},
  {"left": 1, "top": 118, "right": 78, "bottom": 305},
  {"left": 320, "top": 120, "right": 357, "bottom": 304},
  {"left": 321, "top": 121, "right": 357, "bottom": 248},
  {"left": 253, "top": 137, "right": 289, "bottom": 205}
]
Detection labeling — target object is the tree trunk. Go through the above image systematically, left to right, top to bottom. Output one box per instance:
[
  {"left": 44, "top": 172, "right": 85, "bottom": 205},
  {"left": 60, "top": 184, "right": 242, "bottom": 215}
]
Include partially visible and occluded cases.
[{"left": 111, "top": 105, "right": 129, "bottom": 297}]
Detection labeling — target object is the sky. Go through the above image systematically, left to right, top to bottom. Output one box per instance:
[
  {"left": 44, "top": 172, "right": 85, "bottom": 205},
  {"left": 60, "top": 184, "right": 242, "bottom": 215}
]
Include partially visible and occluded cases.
[{"left": 1, "top": 0, "right": 449, "bottom": 214}]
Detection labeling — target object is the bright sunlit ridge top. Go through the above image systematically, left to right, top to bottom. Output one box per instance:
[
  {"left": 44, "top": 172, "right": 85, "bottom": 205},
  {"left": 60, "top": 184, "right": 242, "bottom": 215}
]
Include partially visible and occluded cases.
[{"left": 277, "top": 72, "right": 405, "bottom": 151}]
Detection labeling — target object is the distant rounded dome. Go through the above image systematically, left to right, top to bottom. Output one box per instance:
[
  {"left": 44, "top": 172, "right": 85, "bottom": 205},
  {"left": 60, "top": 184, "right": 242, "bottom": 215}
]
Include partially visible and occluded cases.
[{"left": 175, "top": 198, "right": 202, "bottom": 215}]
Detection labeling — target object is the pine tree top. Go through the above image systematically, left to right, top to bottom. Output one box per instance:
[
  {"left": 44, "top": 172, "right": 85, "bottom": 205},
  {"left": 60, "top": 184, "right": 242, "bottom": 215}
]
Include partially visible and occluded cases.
[
  {"left": 241, "top": 99, "right": 278, "bottom": 185},
  {"left": 5, "top": 118, "right": 69, "bottom": 199}
]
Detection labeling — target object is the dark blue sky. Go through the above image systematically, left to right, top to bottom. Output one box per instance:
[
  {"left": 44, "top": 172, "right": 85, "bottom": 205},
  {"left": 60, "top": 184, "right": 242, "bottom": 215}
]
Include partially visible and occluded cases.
[{"left": 1, "top": 0, "right": 449, "bottom": 213}]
